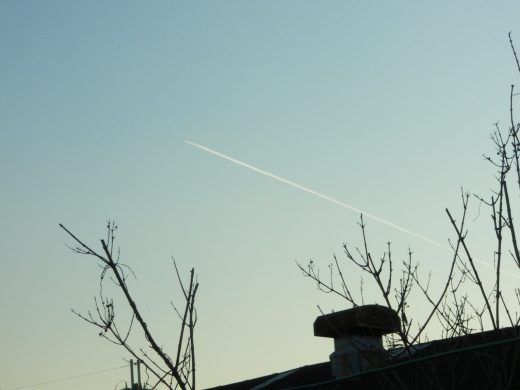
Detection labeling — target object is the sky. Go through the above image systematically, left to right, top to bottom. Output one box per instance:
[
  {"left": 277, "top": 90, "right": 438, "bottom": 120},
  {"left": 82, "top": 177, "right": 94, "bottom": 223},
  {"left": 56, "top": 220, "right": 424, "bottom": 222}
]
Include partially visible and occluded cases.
[{"left": 2, "top": 1, "right": 520, "bottom": 389}]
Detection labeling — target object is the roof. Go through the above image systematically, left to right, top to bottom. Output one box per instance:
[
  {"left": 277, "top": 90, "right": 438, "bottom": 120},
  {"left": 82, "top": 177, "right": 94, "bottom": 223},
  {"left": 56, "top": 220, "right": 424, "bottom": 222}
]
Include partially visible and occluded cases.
[
  {"left": 205, "top": 326, "right": 520, "bottom": 390},
  {"left": 204, "top": 362, "right": 331, "bottom": 390}
]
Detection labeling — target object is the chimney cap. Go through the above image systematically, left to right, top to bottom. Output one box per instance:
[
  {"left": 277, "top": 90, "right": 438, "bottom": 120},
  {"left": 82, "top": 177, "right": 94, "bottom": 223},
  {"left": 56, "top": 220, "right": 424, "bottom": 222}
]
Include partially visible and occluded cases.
[{"left": 313, "top": 305, "right": 401, "bottom": 338}]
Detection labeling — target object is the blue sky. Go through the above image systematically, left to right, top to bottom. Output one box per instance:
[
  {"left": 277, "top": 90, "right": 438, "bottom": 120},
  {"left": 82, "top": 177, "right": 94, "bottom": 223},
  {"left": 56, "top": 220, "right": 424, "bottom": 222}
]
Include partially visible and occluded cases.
[{"left": 2, "top": 2, "right": 520, "bottom": 389}]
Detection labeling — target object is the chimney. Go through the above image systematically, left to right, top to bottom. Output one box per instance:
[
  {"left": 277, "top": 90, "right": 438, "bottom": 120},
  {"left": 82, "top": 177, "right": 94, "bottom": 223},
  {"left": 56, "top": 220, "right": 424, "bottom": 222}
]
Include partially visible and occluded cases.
[{"left": 314, "top": 305, "right": 401, "bottom": 378}]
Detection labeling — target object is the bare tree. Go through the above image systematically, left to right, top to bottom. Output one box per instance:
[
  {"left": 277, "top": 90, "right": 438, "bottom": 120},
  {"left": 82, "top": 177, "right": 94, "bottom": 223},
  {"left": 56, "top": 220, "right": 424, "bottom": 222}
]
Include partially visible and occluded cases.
[
  {"left": 297, "top": 32, "right": 520, "bottom": 390},
  {"left": 60, "top": 221, "right": 198, "bottom": 390}
]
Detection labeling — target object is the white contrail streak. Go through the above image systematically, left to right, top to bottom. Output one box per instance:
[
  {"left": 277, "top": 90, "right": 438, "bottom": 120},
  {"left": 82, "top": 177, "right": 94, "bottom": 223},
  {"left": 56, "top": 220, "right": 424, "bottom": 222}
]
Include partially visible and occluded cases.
[{"left": 186, "top": 140, "right": 517, "bottom": 278}]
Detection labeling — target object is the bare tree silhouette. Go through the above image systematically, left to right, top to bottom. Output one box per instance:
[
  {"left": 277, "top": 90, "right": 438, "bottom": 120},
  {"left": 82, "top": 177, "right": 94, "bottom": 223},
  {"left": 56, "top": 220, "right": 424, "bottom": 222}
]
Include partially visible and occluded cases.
[
  {"left": 297, "top": 32, "right": 520, "bottom": 389},
  {"left": 60, "top": 221, "right": 198, "bottom": 390}
]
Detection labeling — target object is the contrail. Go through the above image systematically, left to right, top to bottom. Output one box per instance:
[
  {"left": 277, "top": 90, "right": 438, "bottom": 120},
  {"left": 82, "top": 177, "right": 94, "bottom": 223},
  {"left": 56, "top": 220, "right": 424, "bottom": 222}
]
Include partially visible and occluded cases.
[{"left": 186, "top": 140, "right": 517, "bottom": 278}]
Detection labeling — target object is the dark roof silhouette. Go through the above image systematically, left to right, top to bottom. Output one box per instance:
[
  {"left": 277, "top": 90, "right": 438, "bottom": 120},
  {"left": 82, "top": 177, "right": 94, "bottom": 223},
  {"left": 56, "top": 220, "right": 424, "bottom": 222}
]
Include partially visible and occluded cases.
[{"left": 205, "top": 326, "right": 520, "bottom": 390}]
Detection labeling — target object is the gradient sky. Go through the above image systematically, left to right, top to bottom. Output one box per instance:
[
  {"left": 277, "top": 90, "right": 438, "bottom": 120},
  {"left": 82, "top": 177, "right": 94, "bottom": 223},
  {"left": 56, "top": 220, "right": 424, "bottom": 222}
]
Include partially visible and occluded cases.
[{"left": 2, "top": 2, "right": 520, "bottom": 389}]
